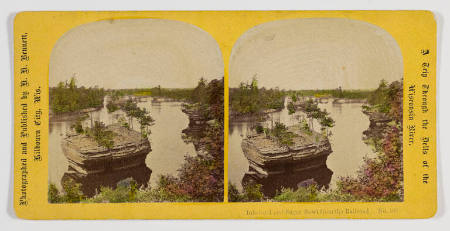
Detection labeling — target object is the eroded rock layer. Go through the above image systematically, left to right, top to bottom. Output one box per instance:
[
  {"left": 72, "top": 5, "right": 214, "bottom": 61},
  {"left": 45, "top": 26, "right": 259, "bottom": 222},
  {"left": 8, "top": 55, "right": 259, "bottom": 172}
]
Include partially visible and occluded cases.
[
  {"left": 362, "top": 110, "right": 393, "bottom": 141},
  {"left": 62, "top": 124, "right": 151, "bottom": 175},
  {"left": 241, "top": 125, "right": 332, "bottom": 176}
]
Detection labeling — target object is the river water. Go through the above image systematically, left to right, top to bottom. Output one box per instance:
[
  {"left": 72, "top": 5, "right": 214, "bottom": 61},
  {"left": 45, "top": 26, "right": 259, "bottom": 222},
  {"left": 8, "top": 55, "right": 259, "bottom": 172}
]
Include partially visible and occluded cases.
[
  {"left": 49, "top": 96, "right": 197, "bottom": 194},
  {"left": 229, "top": 99, "right": 376, "bottom": 192}
]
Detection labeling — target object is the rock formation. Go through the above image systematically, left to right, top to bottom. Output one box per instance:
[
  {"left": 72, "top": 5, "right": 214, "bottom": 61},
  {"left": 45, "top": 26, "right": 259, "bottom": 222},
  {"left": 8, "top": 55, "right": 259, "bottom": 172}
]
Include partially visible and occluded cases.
[
  {"left": 181, "top": 104, "right": 208, "bottom": 136},
  {"left": 181, "top": 104, "right": 213, "bottom": 157},
  {"left": 362, "top": 109, "right": 393, "bottom": 141},
  {"left": 61, "top": 123, "right": 151, "bottom": 175},
  {"left": 241, "top": 125, "right": 332, "bottom": 176}
]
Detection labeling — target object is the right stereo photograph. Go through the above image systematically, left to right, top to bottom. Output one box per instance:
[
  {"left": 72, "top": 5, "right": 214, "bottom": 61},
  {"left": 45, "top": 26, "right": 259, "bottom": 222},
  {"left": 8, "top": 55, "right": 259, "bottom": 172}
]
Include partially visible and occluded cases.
[{"left": 228, "top": 18, "right": 404, "bottom": 202}]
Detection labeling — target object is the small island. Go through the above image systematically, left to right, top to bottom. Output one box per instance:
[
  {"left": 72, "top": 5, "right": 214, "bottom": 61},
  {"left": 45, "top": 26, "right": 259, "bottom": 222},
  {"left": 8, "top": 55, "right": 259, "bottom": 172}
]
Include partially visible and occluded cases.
[
  {"left": 62, "top": 123, "right": 151, "bottom": 175},
  {"left": 242, "top": 125, "right": 332, "bottom": 177}
]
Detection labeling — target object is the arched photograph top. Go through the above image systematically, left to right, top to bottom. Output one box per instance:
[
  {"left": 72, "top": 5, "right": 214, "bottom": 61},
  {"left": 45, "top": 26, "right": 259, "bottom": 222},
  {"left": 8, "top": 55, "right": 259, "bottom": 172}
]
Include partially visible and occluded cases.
[
  {"left": 228, "top": 18, "right": 404, "bottom": 203},
  {"left": 230, "top": 18, "right": 402, "bottom": 89},
  {"left": 48, "top": 19, "right": 224, "bottom": 203}
]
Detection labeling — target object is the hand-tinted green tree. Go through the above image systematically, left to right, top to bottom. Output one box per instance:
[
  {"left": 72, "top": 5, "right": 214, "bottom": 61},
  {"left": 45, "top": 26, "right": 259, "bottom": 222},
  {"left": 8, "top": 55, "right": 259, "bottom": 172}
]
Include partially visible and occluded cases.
[{"left": 50, "top": 77, "right": 105, "bottom": 114}]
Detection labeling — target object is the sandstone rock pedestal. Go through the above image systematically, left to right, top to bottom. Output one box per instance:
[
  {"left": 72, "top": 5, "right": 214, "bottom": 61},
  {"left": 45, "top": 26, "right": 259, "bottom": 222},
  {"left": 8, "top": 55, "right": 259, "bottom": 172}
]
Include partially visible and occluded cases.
[
  {"left": 61, "top": 124, "right": 151, "bottom": 175},
  {"left": 241, "top": 125, "right": 332, "bottom": 176},
  {"left": 241, "top": 125, "right": 333, "bottom": 196}
]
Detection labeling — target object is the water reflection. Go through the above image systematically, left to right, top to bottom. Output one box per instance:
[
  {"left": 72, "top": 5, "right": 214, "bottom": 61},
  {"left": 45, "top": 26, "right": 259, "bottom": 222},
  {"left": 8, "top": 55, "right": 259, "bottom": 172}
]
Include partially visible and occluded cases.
[
  {"left": 49, "top": 96, "right": 196, "bottom": 193},
  {"left": 229, "top": 98, "right": 376, "bottom": 192},
  {"left": 62, "top": 164, "right": 151, "bottom": 197},
  {"left": 243, "top": 165, "right": 333, "bottom": 197}
]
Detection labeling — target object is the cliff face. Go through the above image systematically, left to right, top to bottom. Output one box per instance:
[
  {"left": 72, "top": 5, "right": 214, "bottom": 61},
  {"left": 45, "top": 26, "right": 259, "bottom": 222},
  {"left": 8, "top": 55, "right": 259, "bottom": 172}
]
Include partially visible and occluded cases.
[
  {"left": 181, "top": 104, "right": 213, "bottom": 157},
  {"left": 181, "top": 105, "right": 208, "bottom": 136},
  {"left": 362, "top": 110, "right": 393, "bottom": 141},
  {"left": 62, "top": 124, "right": 151, "bottom": 175},
  {"left": 241, "top": 126, "right": 332, "bottom": 176}
]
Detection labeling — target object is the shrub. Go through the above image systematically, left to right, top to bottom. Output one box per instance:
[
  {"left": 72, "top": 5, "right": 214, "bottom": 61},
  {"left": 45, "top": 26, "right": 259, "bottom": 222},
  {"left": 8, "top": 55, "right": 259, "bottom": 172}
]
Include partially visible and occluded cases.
[
  {"left": 50, "top": 77, "right": 105, "bottom": 114},
  {"left": 106, "top": 101, "right": 119, "bottom": 113},
  {"left": 85, "top": 121, "right": 115, "bottom": 149},
  {"left": 265, "top": 122, "right": 297, "bottom": 146},
  {"left": 338, "top": 123, "right": 403, "bottom": 201},
  {"left": 255, "top": 125, "right": 264, "bottom": 134},
  {"left": 61, "top": 178, "right": 84, "bottom": 203},
  {"left": 228, "top": 181, "right": 265, "bottom": 202},
  {"left": 242, "top": 182, "right": 265, "bottom": 202},
  {"left": 48, "top": 183, "right": 60, "bottom": 203},
  {"left": 228, "top": 183, "right": 244, "bottom": 202},
  {"left": 274, "top": 185, "right": 319, "bottom": 202}
]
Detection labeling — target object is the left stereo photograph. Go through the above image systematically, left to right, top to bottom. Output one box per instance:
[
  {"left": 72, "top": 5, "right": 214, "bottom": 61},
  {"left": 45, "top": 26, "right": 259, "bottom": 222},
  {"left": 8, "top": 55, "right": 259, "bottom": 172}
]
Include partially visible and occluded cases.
[{"left": 48, "top": 19, "right": 225, "bottom": 203}]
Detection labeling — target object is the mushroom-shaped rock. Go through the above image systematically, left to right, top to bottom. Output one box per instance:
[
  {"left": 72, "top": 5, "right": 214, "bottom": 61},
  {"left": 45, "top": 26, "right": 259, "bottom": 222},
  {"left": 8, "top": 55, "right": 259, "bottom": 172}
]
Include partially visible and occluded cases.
[{"left": 62, "top": 124, "right": 151, "bottom": 175}]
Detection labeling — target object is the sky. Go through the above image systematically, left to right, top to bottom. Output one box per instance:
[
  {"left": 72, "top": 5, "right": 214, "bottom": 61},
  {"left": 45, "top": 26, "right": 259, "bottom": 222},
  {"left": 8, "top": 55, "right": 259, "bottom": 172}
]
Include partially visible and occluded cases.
[
  {"left": 229, "top": 18, "right": 403, "bottom": 90},
  {"left": 49, "top": 19, "right": 224, "bottom": 89}
]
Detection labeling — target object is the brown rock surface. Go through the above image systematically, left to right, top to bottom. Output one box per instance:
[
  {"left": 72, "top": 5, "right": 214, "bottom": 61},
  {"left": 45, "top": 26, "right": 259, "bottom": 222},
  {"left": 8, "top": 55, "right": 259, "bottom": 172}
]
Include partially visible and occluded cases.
[
  {"left": 62, "top": 124, "right": 151, "bottom": 175},
  {"left": 241, "top": 125, "right": 332, "bottom": 176}
]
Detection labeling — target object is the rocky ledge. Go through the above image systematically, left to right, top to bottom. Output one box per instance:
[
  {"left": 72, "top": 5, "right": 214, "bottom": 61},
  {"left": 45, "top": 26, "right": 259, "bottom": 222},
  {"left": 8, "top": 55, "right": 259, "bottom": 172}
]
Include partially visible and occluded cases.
[
  {"left": 181, "top": 103, "right": 216, "bottom": 157},
  {"left": 181, "top": 104, "right": 208, "bottom": 135},
  {"left": 362, "top": 109, "right": 393, "bottom": 141},
  {"left": 62, "top": 124, "right": 151, "bottom": 175},
  {"left": 241, "top": 125, "right": 332, "bottom": 176}
]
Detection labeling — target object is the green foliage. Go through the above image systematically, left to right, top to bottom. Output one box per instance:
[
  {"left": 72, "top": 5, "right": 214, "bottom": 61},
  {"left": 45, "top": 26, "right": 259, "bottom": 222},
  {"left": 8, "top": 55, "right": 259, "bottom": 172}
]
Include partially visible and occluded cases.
[
  {"left": 49, "top": 77, "right": 224, "bottom": 203},
  {"left": 50, "top": 77, "right": 105, "bottom": 114},
  {"left": 138, "top": 77, "right": 225, "bottom": 202},
  {"left": 191, "top": 78, "right": 208, "bottom": 104},
  {"left": 204, "top": 78, "right": 224, "bottom": 123},
  {"left": 230, "top": 78, "right": 285, "bottom": 116},
  {"left": 337, "top": 79, "right": 403, "bottom": 201},
  {"left": 366, "top": 79, "right": 402, "bottom": 121},
  {"left": 368, "top": 80, "right": 389, "bottom": 106},
  {"left": 110, "top": 86, "right": 193, "bottom": 102},
  {"left": 290, "top": 88, "right": 372, "bottom": 99},
  {"left": 132, "top": 90, "right": 152, "bottom": 96},
  {"left": 290, "top": 93, "right": 298, "bottom": 102},
  {"left": 121, "top": 99, "right": 154, "bottom": 136},
  {"left": 303, "top": 99, "right": 334, "bottom": 133},
  {"left": 106, "top": 101, "right": 119, "bottom": 113},
  {"left": 287, "top": 101, "right": 296, "bottom": 115},
  {"left": 320, "top": 115, "right": 335, "bottom": 131},
  {"left": 117, "top": 116, "right": 129, "bottom": 129},
  {"left": 71, "top": 119, "right": 84, "bottom": 134},
  {"left": 300, "top": 119, "right": 312, "bottom": 134},
  {"left": 85, "top": 121, "right": 115, "bottom": 149},
  {"left": 264, "top": 122, "right": 297, "bottom": 146},
  {"left": 255, "top": 124, "right": 264, "bottom": 134},
  {"left": 338, "top": 126, "right": 403, "bottom": 201},
  {"left": 50, "top": 177, "right": 192, "bottom": 203},
  {"left": 61, "top": 178, "right": 84, "bottom": 203},
  {"left": 87, "top": 179, "right": 139, "bottom": 203},
  {"left": 228, "top": 182, "right": 265, "bottom": 202},
  {"left": 242, "top": 182, "right": 265, "bottom": 202},
  {"left": 48, "top": 183, "right": 61, "bottom": 203},
  {"left": 228, "top": 183, "right": 243, "bottom": 202},
  {"left": 272, "top": 184, "right": 360, "bottom": 202},
  {"left": 274, "top": 185, "right": 319, "bottom": 202},
  {"left": 89, "top": 186, "right": 131, "bottom": 203}
]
